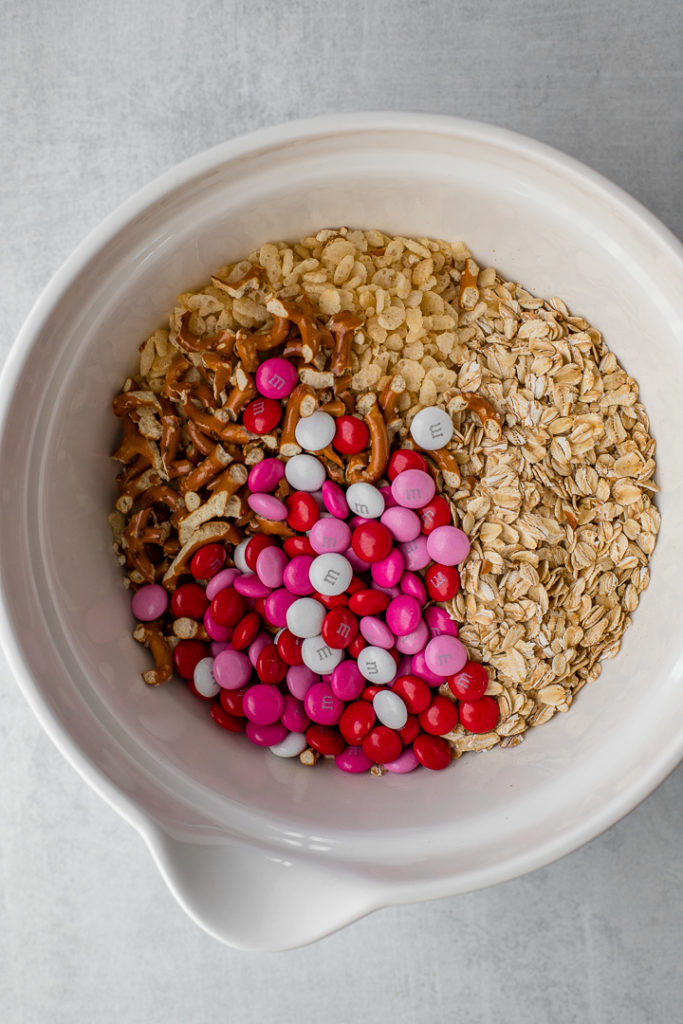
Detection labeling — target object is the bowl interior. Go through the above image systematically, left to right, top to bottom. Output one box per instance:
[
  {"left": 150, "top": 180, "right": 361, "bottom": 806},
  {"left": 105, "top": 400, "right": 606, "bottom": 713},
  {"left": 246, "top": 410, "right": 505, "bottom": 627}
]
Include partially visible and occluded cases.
[{"left": 3, "top": 120, "right": 683, "bottom": 876}]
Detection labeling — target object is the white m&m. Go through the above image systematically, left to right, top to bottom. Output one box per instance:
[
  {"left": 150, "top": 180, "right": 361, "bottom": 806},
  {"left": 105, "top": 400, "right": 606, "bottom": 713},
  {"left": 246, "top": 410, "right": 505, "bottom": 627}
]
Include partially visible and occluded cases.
[
  {"left": 409, "top": 407, "right": 454, "bottom": 450},
  {"left": 294, "top": 410, "right": 336, "bottom": 452},
  {"left": 285, "top": 454, "right": 327, "bottom": 492},
  {"left": 345, "top": 482, "right": 385, "bottom": 519},
  {"left": 308, "top": 553, "right": 353, "bottom": 596},
  {"left": 285, "top": 597, "right": 327, "bottom": 638},
  {"left": 301, "top": 635, "right": 344, "bottom": 674},
  {"left": 356, "top": 646, "right": 397, "bottom": 685},
  {"left": 193, "top": 658, "right": 221, "bottom": 699},
  {"left": 373, "top": 689, "right": 408, "bottom": 730}
]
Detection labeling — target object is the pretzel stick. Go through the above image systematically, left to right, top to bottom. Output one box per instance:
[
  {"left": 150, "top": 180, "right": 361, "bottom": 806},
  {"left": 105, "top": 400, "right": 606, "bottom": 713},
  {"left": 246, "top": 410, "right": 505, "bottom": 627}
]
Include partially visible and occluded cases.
[
  {"left": 201, "top": 352, "right": 234, "bottom": 400},
  {"left": 223, "top": 371, "right": 257, "bottom": 420},
  {"left": 378, "top": 374, "right": 406, "bottom": 422},
  {"left": 279, "top": 384, "right": 317, "bottom": 457},
  {"left": 458, "top": 391, "right": 501, "bottom": 427},
  {"left": 319, "top": 399, "right": 346, "bottom": 417},
  {"left": 181, "top": 401, "right": 249, "bottom": 444},
  {"left": 346, "top": 402, "right": 389, "bottom": 484},
  {"left": 186, "top": 419, "right": 216, "bottom": 457},
  {"left": 180, "top": 444, "right": 233, "bottom": 494}
]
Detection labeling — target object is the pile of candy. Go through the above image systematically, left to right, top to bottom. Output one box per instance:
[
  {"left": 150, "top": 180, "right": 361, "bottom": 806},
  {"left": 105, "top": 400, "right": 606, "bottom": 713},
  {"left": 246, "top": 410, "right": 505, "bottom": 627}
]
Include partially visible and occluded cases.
[{"left": 130, "top": 357, "right": 499, "bottom": 773}]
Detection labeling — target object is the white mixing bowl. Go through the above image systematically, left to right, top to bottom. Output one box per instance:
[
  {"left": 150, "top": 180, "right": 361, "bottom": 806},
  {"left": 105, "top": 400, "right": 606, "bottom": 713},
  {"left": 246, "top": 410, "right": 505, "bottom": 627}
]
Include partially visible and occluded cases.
[{"left": 2, "top": 113, "right": 682, "bottom": 951}]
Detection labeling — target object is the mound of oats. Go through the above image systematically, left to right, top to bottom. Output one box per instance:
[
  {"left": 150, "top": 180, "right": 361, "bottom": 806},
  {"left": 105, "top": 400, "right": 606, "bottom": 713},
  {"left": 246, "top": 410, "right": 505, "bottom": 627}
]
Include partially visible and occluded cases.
[{"left": 120, "top": 227, "right": 659, "bottom": 759}]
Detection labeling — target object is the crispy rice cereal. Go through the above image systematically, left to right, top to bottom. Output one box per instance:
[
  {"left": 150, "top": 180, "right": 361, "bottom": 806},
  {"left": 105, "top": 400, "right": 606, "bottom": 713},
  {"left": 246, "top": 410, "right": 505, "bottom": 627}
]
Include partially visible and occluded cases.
[{"left": 111, "top": 227, "right": 659, "bottom": 758}]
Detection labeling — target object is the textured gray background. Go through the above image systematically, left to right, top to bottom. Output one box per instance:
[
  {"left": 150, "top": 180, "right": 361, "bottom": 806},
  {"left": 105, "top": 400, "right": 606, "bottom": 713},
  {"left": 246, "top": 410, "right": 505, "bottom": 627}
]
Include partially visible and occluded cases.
[{"left": 2, "top": 1, "right": 682, "bottom": 1022}]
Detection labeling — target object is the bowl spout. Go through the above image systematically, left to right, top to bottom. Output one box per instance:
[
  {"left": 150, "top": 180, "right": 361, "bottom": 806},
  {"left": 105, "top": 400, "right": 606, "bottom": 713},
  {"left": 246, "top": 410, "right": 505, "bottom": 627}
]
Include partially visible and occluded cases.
[{"left": 147, "top": 826, "right": 377, "bottom": 951}]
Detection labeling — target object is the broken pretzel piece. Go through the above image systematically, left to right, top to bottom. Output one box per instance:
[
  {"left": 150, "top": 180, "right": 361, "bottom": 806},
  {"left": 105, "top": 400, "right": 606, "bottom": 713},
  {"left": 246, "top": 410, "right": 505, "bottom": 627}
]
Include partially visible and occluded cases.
[
  {"left": 459, "top": 258, "right": 480, "bottom": 310},
  {"left": 211, "top": 266, "right": 262, "bottom": 299},
  {"left": 267, "top": 296, "right": 332, "bottom": 365},
  {"left": 176, "top": 311, "right": 234, "bottom": 354},
  {"left": 329, "top": 311, "right": 363, "bottom": 376},
  {"left": 378, "top": 374, "right": 406, "bottom": 423},
  {"left": 457, "top": 391, "right": 501, "bottom": 428},
  {"left": 425, "top": 447, "right": 462, "bottom": 489},
  {"left": 123, "top": 508, "right": 170, "bottom": 584},
  {"left": 133, "top": 621, "right": 173, "bottom": 686}
]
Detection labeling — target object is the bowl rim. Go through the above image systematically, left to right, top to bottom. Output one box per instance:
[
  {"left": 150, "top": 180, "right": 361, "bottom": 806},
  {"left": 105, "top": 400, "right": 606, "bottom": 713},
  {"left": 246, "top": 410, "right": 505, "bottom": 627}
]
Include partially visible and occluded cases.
[{"left": 2, "top": 111, "right": 683, "bottom": 915}]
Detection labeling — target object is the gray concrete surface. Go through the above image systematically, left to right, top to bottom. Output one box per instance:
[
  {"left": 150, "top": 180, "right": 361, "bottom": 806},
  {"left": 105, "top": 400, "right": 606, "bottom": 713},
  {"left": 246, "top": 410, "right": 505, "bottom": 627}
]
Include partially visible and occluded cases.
[{"left": 1, "top": 1, "right": 682, "bottom": 1021}]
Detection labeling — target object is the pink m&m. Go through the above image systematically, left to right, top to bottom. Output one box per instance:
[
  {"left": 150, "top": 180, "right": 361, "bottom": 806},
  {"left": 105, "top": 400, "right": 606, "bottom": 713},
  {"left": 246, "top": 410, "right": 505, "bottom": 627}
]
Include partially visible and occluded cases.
[
  {"left": 255, "top": 357, "right": 298, "bottom": 399},
  {"left": 247, "top": 458, "right": 285, "bottom": 494},
  {"left": 391, "top": 469, "right": 436, "bottom": 509},
  {"left": 321, "top": 480, "right": 349, "bottom": 519},
  {"left": 247, "top": 493, "right": 288, "bottom": 521},
  {"left": 380, "top": 506, "right": 421, "bottom": 542},
  {"left": 309, "top": 517, "right": 351, "bottom": 554},
  {"left": 426, "top": 525, "right": 471, "bottom": 566},
  {"left": 399, "top": 535, "right": 431, "bottom": 571},
  {"left": 256, "top": 546, "right": 288, "bottom": 589},
  {"left": 370, "top": 548, "right": 404, "bottom": 588},
  {"left": 282, "top": 555, "right": 315, "bottom": 595},
  {"left": 206, "top": 568, "right": 240, "bottom": 601},
  {"left": 399, "top": 571, "right": 427, "bottom": 603},
  {"left": 233, "top": 575, "right": 272, "bottom": 599},
  {"left": 131, "top": 583, "right": 168, "bottom": 621},
  {"left": 264, "top": 587, "right": 298, "bottom": 627},
  {"left": 385, "top": 595, "right": 421, "bottom": 636},
  {"left": 425, "top": 605, "right": 458, "bottom": 638},
  {"left": 359, "top": 616, "right": 394, "bottom": 650},
  {"left": 394, "top": 618, "right": 429, "bottom": 655},
  {"left": 424, "top": 635, "right": 468, "bottom": 677},
  {"left": 213, "top": 648, "right": 252, "bottom": 689},
  {"left": 411, "top": 650, "right": 445, "bottom": 686},
  {"left": 331, "top": 660, "right": 365, "bottom": 701},
  {"left": 286, "top": 664, "right": 317, "bottom": 700},
  {"left": 304, "top": 682, "right": 344, "bottom": 725},
  {"left": 243, "top": 684, "right": 285, "bottom": 725},
  {"left": 280, "top": 694, "right": 311, "bottom": 732},
  {"left": 245, "top": 721, "right": 288, "bottom": 747},
  {"left": 334, "top": 745, "right": 372, "bottom": 774},
  {"left": 384, "top": 747, "right": 420, "bottom": 774}
]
